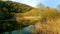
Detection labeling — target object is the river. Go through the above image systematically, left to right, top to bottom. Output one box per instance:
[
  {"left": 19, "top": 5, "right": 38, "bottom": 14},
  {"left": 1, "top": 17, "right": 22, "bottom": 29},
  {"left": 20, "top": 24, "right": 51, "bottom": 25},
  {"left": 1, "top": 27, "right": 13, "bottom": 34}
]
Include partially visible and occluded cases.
[{"left": 2, "top": 25, "right": 33, "bottom": 34}]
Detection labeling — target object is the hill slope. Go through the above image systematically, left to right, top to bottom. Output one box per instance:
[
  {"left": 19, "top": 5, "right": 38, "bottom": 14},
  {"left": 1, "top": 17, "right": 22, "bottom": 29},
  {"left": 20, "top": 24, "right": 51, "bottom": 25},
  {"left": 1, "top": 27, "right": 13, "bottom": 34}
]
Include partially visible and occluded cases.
[{"left": 0, "top": 1, "right": 35, "bottom": 33}]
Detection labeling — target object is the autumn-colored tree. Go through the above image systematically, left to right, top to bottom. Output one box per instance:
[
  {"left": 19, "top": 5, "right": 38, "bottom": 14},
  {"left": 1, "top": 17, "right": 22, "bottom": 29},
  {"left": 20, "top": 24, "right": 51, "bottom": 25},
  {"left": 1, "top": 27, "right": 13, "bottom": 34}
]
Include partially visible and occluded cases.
[{"left": 29, "top": 7, "right": 60, "bottom": 34}]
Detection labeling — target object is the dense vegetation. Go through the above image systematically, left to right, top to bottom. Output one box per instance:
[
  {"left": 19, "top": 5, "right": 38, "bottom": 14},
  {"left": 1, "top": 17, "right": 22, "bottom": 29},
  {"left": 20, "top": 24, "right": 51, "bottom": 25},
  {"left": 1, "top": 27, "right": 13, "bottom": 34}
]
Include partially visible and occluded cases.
[
  {"left": 0, "top": 1, "right": 34, "bottom": 33},
  {"left": 0, "top": 1, "right": 60, "bottom": 34},
  {"left": 29, "top": 7, "right": 60, "bottom": 34}
]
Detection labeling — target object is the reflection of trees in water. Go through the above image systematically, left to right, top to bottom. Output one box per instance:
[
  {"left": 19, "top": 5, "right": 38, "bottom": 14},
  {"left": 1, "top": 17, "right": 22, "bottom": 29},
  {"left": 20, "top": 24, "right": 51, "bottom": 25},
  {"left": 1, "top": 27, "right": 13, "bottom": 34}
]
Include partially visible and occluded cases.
[{"left": 0, "top": 21, "right": 20, "bottom": 34}]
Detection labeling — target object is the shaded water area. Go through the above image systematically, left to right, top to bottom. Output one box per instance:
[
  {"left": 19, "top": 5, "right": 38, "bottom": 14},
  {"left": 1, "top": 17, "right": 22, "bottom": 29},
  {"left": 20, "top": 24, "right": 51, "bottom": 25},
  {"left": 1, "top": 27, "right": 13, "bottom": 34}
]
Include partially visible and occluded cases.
[{"left": 1, "top": 25, "right": 33, "bottom": 34}]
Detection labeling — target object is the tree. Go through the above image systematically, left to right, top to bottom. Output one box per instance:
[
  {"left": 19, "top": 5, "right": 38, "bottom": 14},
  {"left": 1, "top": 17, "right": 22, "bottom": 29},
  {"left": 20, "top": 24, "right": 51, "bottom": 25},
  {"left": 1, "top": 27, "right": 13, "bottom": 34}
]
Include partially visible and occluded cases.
[
  {"left": 36, "top": 3, "right": 45, "bottom": 10},
  {"left": 57, "top": 4, "right": 60, "bottom": 10}
]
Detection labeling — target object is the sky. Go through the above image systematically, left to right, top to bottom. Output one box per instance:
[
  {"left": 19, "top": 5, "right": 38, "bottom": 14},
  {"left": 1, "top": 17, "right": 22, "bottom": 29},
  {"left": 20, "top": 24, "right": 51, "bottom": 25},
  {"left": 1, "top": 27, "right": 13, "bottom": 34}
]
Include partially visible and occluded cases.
[{"left": 11, "top": 0, "right": 60, "bottom": 8}]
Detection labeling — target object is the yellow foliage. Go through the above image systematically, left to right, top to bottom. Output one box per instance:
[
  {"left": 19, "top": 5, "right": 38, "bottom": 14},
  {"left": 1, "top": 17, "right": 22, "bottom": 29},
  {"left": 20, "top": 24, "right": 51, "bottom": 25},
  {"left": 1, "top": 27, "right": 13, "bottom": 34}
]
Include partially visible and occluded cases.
[
  {"left": 21, "top": 8, "right": 43, "bottom": 17},
  {"left": 29, "top": 8, "right": 60, "bottom": 34}
]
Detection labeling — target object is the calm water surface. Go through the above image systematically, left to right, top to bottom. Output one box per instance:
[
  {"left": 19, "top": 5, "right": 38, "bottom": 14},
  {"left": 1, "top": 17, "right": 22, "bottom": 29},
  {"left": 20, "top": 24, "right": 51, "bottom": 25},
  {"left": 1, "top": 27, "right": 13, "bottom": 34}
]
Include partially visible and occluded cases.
[{"left": 3, "top": 25, "right": 33, "bottom": 34}]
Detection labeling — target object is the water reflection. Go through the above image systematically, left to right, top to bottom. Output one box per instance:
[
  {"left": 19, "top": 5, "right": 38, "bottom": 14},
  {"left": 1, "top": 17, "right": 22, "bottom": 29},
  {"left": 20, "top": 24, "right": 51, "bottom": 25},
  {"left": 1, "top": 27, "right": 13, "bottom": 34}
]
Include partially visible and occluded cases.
[{"left": 2, "top": 25, "right": 33, "bottom": 34}]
